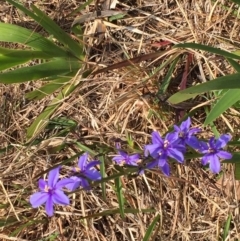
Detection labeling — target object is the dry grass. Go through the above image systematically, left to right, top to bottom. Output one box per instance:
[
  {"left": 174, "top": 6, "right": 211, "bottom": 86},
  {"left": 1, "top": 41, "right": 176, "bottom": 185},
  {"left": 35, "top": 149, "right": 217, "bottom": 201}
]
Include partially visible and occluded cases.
[{"left": 1, "top": 0, "right": 240, "bottom": 240}]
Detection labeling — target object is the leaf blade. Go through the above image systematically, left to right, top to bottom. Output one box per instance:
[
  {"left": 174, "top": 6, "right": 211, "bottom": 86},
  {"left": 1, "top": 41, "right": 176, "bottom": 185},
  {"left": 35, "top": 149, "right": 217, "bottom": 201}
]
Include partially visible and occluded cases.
[
  {"left": 0, "top": 22, "right": 69, "bottom": 57},
  {"left": 0, "top": 58, "right": 80, "bottom": 83},
  {"left": 168, "top": 73, "right": 240, "bottom": 104},
  {"left": 204, "top": 89, "right": 240, "bottom": 125},
  {"left": 115, "top": 177, "right": 125, "bottom": 219},
  {"left": 142, "top": 214, "right": 161, "bottom": 241}
]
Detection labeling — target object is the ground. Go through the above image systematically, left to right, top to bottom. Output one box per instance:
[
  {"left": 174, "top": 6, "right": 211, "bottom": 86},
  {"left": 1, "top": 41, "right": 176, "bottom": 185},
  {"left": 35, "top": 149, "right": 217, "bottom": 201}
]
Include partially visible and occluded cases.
[{"left": 0, "top": 0, "right": 240, "bottom": 240}]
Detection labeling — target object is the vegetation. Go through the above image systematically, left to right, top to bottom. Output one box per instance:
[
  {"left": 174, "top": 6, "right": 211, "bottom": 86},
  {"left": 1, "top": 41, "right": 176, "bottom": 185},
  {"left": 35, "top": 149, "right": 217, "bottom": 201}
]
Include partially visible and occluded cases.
[{"left": 0, "top": 0, "right": 240, "bottom": 240}]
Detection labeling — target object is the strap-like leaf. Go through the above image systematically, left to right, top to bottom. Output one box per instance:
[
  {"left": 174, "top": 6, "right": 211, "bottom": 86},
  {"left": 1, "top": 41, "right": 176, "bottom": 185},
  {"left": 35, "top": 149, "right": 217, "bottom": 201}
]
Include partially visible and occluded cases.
[
  {"left": 0, "top": 22, "right": 69, "bottom": 57},
  {"left": 0, "top": 58, "right": 81, "bottom": 83},
  {"left": 168, "top": 73, "right": 240, "bottom": 104},
  {"left": 204, "top": 89, "right": 240, "bottom": 125}
]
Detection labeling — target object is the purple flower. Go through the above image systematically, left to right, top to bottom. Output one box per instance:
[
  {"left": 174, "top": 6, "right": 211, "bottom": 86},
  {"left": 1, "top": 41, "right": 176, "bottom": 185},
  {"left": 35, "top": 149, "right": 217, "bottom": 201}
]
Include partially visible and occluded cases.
[
  {"left": 174, "top": 117, "right": 201, "bottom": 149},
  {"left": 144, "top": 131, "right": 185, "bottom": 176},
  {"left": 199, "top": 134, "right": 232, "bottom": 173},
  {"left": 112, "top": 151, "right": 140, "bottom": 166},
  {"left": 65, "top": 153, "right": 101, "bottom": 191},
  {"left": 30, "top": 167, "right": 73, "bottom": 217}
]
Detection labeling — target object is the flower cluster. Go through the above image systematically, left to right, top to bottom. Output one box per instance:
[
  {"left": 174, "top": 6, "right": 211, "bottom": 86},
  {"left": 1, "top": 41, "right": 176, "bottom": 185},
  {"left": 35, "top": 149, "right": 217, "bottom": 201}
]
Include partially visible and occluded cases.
[
  {"left": 30, "top": 117, "right": 232, "bottom": 217},
  {"left": 112, "top": 117, "right": 232, "bottom": 176},
  {"left": 30, "top": 153, "right": 101, "bottom": 216}
]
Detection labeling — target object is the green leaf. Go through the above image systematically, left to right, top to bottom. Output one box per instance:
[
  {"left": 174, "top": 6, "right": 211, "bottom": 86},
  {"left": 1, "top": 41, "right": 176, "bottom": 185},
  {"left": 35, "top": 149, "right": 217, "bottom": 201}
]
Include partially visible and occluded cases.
[
  {"left": 6, "top": 0, "right": 83, "bottom": 58},
  {"left": 68, "top": 0, "right": 94, "bottom": 17},
  {"left": 230, "top": 0, "right": 240, "bottom": 6},
  {"left": 31, "top": 5, "right": 84, "bottom": 58},
  {"left": 109, "top": 13, "right": 127, "bottom": 21},
  {"left": 0, "top": 22, "right": 69, "bottom": 57},
  {"left": 174, "top": 42, "right": 240, "bottom": 60},
  {"left": 0, "top": 48, "right": 54, "bottom": 71},
  {"left": 0, "top": 55, "right": 29, "bottom": 71},
  {"left": 158, "top": 56, "right": 180, "bottom": 94},
  {"left": 0, "top": 58, "right": 80, "bottom": 83},
  {"left": 227, "top": 58, "right": 240, "bottom": 72},
  {"left": 168, "top": 73, "right": 240, "bottom": 104},
  {"left": 25, "top": 76, "right": 73, "bottom": 100},
  {"left": 26, "top": 80, "right": 78, "bottom": 140},
  {"left": 204, "top": 89, "right": 240, "bottom": 125},
  {"left": 204, "top": 106, "right": 220, "bottom": 137},
  {"left": 47, "top": 117, "right": 77, "bottom": 130},
  {"left": 75, "top": 142, "right": 97, "bottom": 156},
  {"left": 223, "top": 153, "right": 240, "bottom": 164},
  {"left": 99, "top": 154, "right": 106, "bottom": 201},
  {"left": 235, "top": 162, "right": 240, "bottom": 180},
  {"left": 115, "top": 177, "right": 125, "bottom": 219},
  {"left": 80, "top": 208, "right": 155, "bottom": 219},
  {"left": 143, "top": 214, "right": 161, "bottom": 241},
  {"left": 222, "top": 214, "right": 231, "bottom": 241},
  {"left": 0, "top": 216, "right": 19, "bottom": 228},
  {"left": 10, "top": 219, "right": 46, "bottom": 237}
]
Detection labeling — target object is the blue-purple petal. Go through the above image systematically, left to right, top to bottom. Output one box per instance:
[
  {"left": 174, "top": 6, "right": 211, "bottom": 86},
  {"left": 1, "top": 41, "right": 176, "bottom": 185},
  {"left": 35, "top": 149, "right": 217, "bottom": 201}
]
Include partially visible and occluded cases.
[
  {"left": 180, "top": 117, "right": 191, "bottom": 130},
  {"left": 174, "top": 125, "right": 181, "bottom": 132},
  {"left": 188, "top": 127, "right": 201, "bottom": 135},
  {"left": 151, "top": 131, "right": 163, "bottom": 144},
  {"left": 166, "top": 132, "right": 179, "bottom": 143},
  {"left": 215, "top": 134, "right": 231, "bottom": 149},
  {"left": 186, "top": 136, "right": 202, "bottom": 150},
  {"left": 198, "top": 141, "right": 209, "bottom": 153},
  {"left": 144, "top": 144, "right": 160, "bottom": 157},
  {"left": 167, "top": 148, "right": 184, "bottom": 163},
  {"left": 217, "top": 150, "right": 232, "bottom": 160},
  {"left": 118, "top": 151, "right": 128, "bottom": 158},
  {"left": 78, "top": 153, "right": 88, "bottom": 170},
  {"left": 128, "top": 154, "right": 140, "bottom": 164},
  {"left": 201, "top": 154, "right": 210, "bottom": 166},
  {"left": 209, "top": 154, "right": 221, "bottom": 173},
  {"left": 112, "top": 155, "right": 125, "bottom": 164},
  {"left": 157, "top": 156, "right": 167, "bottom": 167},
  {"left": 145, "top": 160, "right": 158, "bottom": 170},
  {"left": 85, "top": 161, "right": 100, "bottom": 170},
  {"left": 160, "top": 162, "right": 170, "bottom": 176},
  {"left": 48, "top": 167, "right": 60, "bottom": 188},
  {"left": 85, "top": 170, "right": 102, "bottom": 180},
  {"left": 65, "top": 176, "right": 81, "bottom": 191},
  {"left": 56, "top": 178, "right": 75, "bottom": 189},
  {"left": 81, "top": 178, "right": 91, "bottom": 190},
  {"left": 38, "top": 179, "right": 47, "bottom": 191},
  {"left": 52, "top": 190, "right": 70, "bottom": 205},
  {"left": 30, "top": 192, "right": 49, "bottom": 208},
  {"left": 45, "top": 197, "right": 54, "bottom": 216}
]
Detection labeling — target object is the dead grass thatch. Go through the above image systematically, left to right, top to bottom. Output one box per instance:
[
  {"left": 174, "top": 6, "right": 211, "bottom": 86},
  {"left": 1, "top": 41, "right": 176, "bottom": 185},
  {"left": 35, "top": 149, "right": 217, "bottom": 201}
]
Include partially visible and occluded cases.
[{"left": 1, "top": 0, "right": 240, "bottom": 240}]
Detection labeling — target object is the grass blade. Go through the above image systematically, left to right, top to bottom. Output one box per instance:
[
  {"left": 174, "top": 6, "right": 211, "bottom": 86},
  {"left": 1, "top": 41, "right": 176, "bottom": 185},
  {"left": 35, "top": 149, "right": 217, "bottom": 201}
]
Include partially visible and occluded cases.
[
  {"left": 6, "top": 0, "right": 83, "bottom": 58},
  {"left": 31, "top": 5, "right": 84, "bottom": 58},
  {"left": 0, "top": 22, "right": 69, "bottom": 57},
  {"left": 175, "top": 42, "right": 240, "bottom": 60},
  {"left": 158, "top": 55, "right": 180, "bottom": 94},
  {"left": 0, "top": 58, "right": 80, "bottom": 83},
  {"left": 227, "top": 58, "right": 240, "bottom": 72},
  {"left": 168, "top": 73, "right": 240, "bottom": 104},
  {"left": 25, "top": 76, "right": 74, "bottom": 100},
  {"left": 26, "top": 79, "right": 79, "bottom": 140},
  {"left": 204, "top": 89, "right": 240, "bottom": 125},
  {"left": 99, "top": 154, "right": 106, "bottom": 201},
  {"left": 234, "top": 162, "right": 240, "bottom": 180},
  {"left": 115, "top": 177, "right": 125, "bottom": 219},
  {"left": 80, "top": 208, "right": 155, "bottom": 219},
  {"left": 142, "top": 214, "right": 161, "bottom": 241},
  {"left": 222, "top": 214, "right": 231, "bottom": 241}
]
